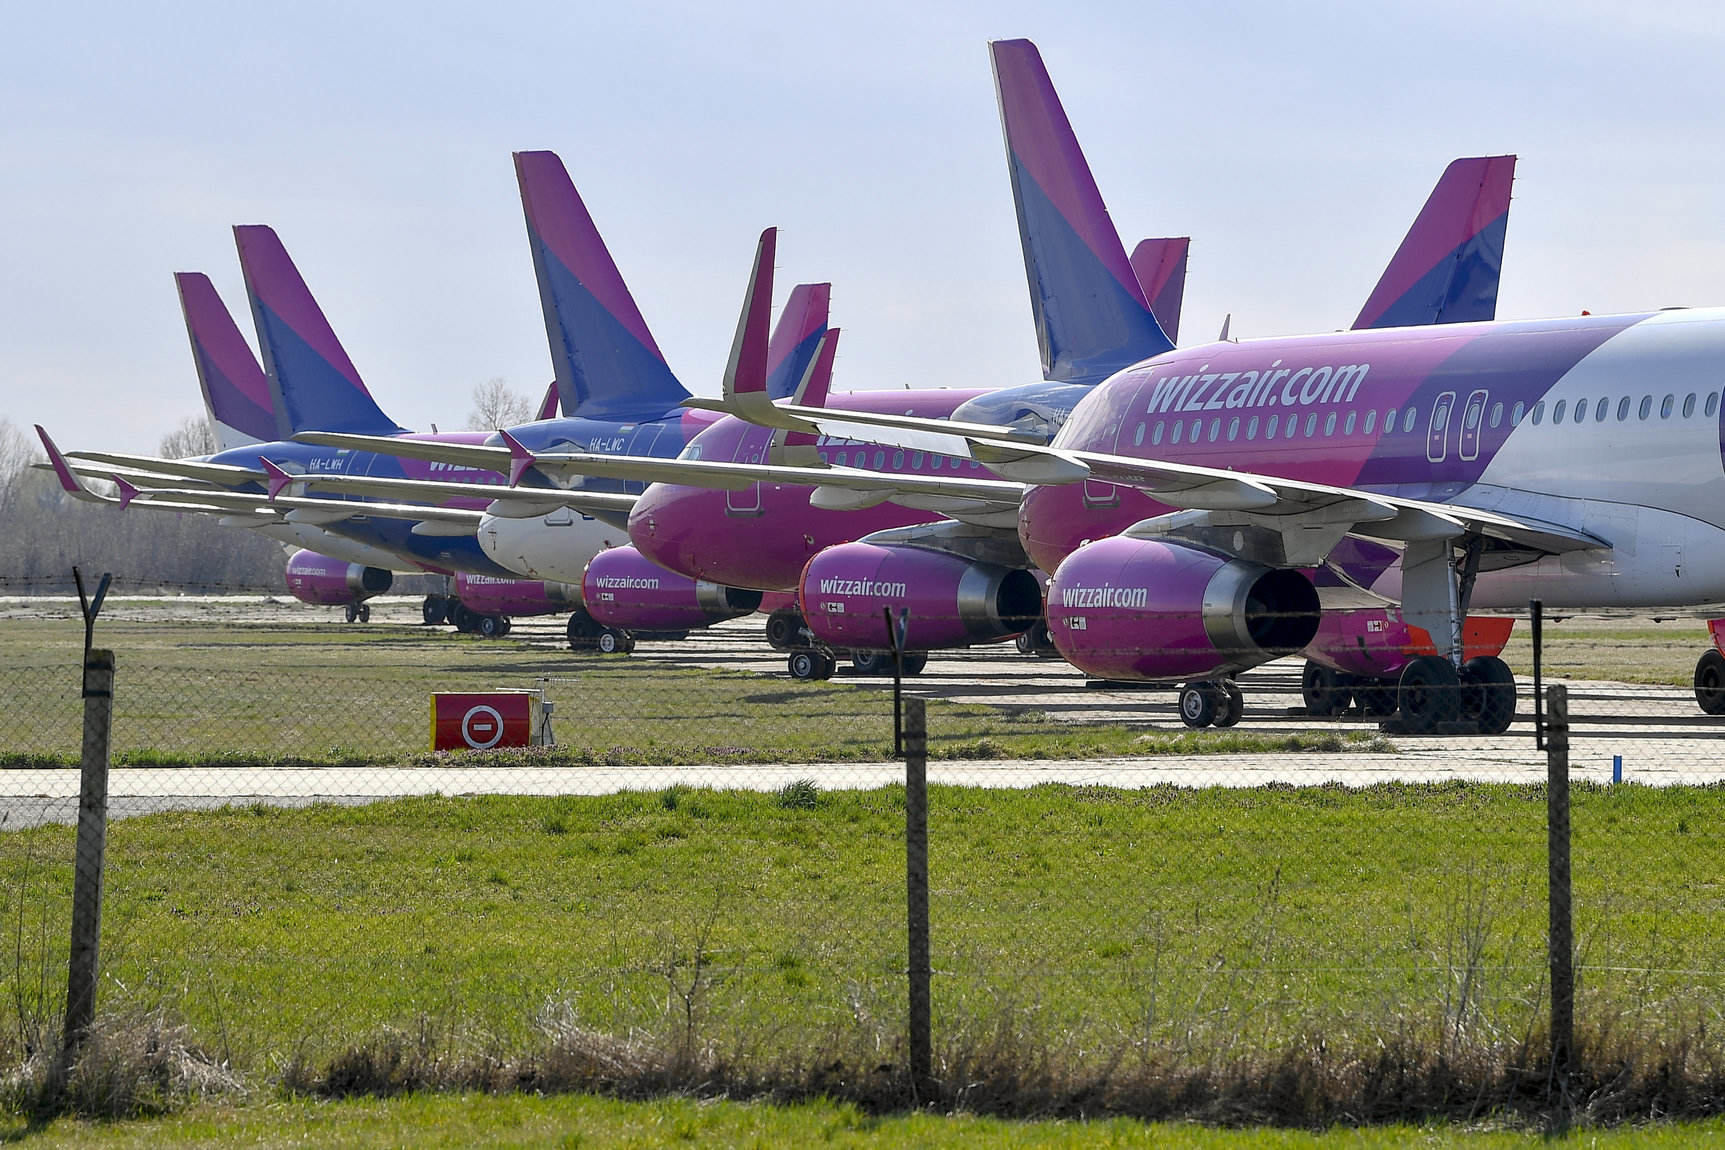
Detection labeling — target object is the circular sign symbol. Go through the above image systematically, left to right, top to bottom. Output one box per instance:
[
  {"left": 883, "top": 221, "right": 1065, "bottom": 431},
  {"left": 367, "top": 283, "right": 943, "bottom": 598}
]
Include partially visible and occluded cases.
[{"left": 460, "top": 704, "right": 505, "bottom": 749}]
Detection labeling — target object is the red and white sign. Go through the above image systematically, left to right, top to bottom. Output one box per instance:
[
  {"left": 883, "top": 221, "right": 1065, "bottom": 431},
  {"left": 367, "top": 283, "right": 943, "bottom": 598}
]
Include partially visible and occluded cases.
[{"left": 431, "top": 692, "right": 535, "bottom": 751}]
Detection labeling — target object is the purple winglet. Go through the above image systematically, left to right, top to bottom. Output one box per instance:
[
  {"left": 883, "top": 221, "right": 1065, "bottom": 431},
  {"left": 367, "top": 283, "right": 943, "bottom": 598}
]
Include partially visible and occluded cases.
[
  {"left": 723, "top": 228, "right": 777, "bottom": 398},
  {"left": 1129, "top": 237, "right": 1190, "bottom": 345},
  {"left": 799, "top": 329, "right": 840, "bottom": 409},
  {"left": 535, "top": 380, "right": 559, "bottom": 422},
  {"left": 34, "top": 426, "right": 85, "bottom": 495},
  {"left": 499, "top": 429, "right": 536, "bottom": 487},
  {"left": 261, "top": 458, "right": 294, "bottom": 500},
  {"left": 114, "top": 477, "right": 140, "bottom": 509}
]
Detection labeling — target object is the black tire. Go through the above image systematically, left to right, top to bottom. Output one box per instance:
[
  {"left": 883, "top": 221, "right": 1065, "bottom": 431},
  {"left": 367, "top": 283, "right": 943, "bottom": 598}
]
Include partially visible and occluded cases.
[
  {"left": 422, "top": 595, "right": 447, "bottom": 626},
  {"left": 358, "top": 603, "right": 371, "bottom": 623},
  {"left": 452, "top": 604, "right": 478, "bottom": 633},
  {"left": 566, "top": 609, "right": 601, "bottom": 651},
  {"left": 765, "top": 609, "right": 804, "bottom": 651},
  {"left": 478, "top": 614, "right": 502, "bottom": 639},
  {"left": 496, "top": 616, "right": 512, "bottom": 637},
  {"left": 597, "top": 628, "right": 631, "bottom": 654},
  {"left": 1015, "top": 631, "right": 1036, "bottom": 656},
  {"left": 788, "top": 650, "right": 821, "bottom": 680},
  {"left": 1696, "top": 650, "right": 1725, "bottom": 715},
  {"left": 813, "top": 651, "right": 837, "bottom": 680},
  {"left": 851, "top": 651, "right": 892, "bottom": 676},
  {"left": 901, "top": 652, "right": 929, "bottom": 676},
  {"left": 1398, "top": 655, "right": 1461, "bottom": 734},
  {"left": 1463, "top": 656, "right": 1516, "bottom": 734},
  {"left": 1301, "top": 662, "right": 1350, "bottom": 717},
  {"left": 1356, "top": 680, "right": 1400, "bottom": 717},
  {"left": 1214, "top": 681, "right": 1244, "bottom": 728},
  {"left": 1178, "top": 684, "right": 1216, "bottom": 729}
]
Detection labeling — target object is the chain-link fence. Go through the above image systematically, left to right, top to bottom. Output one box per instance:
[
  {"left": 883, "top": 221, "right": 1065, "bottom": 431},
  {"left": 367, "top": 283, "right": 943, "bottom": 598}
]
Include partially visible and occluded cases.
[{"left": 1, "top": 591, "right": 1722, "bottom": 1123}]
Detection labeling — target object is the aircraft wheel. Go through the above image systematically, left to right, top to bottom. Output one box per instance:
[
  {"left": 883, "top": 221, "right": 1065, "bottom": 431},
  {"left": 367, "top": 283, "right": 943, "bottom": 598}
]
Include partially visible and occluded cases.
[
  {"left": 422, "top": 595, "right": 447, "bottom": 626},
  {"left": 358, "top": 603, "right": 371, "bottom": 623},
  {"left": 452, "top": 604, "right": 479, "bottom": 633},
  {"left": 566, "top": 609, "right": 601, "bottom": 651},
  {"left": 765, "top": 609, "right": 804, "bottom": 651},
  {"left": 478, "top": 614, "right": 503, "bottom": 639},
  {"left": 496, "top": 616, "right": 512, "bottom": 637},
  {"left": 597, "top": 627, "right": 632, "bottom": 655},
  {"left": 788, "top": 649, "right": 823, "bottom": 681},
  {"left": 1695, "top": 650, "right": 1725, "bottom": 715},
  {"left": 851, "top": 651, "right": 893, "bottom": 676},
  {"left": 901, "top": 652, "right": 929, "bottom": 676},
  {"left": 1398, "top": 655, "right": 1461, "bottom": 734},
  {"left": 1463, "top": 656, "right": 1516, "bottom": 734},
  {"left": 1300, "top": 662, "right": 1351, "bottom": 717},
  {"left": 1356, "top": 680, "right": 1400, "bottom": 717},
  {"left": 1213, "top": 681, "right": 1244, "bottom": 728},
  {"left": 1178, "top": 683, "right": 1216, "bottom": 729}
]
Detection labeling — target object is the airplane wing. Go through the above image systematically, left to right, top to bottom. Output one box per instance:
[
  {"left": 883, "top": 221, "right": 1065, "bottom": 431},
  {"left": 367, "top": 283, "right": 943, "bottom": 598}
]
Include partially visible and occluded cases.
[
  {"left": 294, "top": 431, "right": 514, "bottom": 474},
  {"left": 62, "top": 450, "right": 267, "bottom": 487},
  {"left": 259, "top": 464, "right": 638, "bottom": 518},
  {"left": 122, "top": 483, "right": 486, "bottom": 529}
]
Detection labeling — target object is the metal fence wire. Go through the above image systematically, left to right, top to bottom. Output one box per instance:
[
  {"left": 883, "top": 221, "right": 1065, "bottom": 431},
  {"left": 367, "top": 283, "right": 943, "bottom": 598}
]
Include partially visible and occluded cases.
[{"left": 0, "top": 592, "right": 1722, "bottom": 1119}]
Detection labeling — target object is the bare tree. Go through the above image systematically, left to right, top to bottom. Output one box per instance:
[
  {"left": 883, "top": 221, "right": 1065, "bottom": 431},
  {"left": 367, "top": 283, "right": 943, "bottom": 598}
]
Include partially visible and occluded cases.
[
  {"left": 465, "top": 378, "right": 535, "bottom": 431},
  {"left": 157, "top": 415, "right": 220, "bottom": 459}
]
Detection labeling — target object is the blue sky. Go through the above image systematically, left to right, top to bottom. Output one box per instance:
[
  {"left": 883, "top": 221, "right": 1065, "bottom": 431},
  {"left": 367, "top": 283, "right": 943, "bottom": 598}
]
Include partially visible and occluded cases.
[{"left": 4, "top": 0, "right": 1722, "bottom": 452}]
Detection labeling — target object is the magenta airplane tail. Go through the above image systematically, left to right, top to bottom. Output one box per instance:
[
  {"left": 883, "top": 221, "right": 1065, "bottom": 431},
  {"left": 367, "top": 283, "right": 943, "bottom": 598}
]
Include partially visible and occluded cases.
[
  {"left": 991, "top": 38, "right": 1172, "bottom": 383},
  {"left": 513, "top": 150, "right": 692, "bottom": 420},
  {"left": 1352, "top": 155, "right": 1516, "bottom": 330},
  {"left": 233, "top": 225, "right": 407, "bottom": 437},
  {"left": 720, "top": 228, "right": 777, "bottom": 400},
  {"left": 1128, "top": 237, "right": 1190, "bottom": 345},
  {"left": 174, "top": 272, "right": 280, "bottom": 448},
  {"left": 765, "top": 283, "right": 831, "bottom": 400}
]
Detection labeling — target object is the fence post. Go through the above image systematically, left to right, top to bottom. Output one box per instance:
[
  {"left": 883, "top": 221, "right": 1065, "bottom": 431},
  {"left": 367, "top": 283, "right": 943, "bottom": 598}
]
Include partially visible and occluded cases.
[
  {"left": 64, "top": 648, "right": 114, "bottom": 1055},
  {"left": 1545, "top": 683, "right": 1573, "bottom": 1094},
  {"left": 903, "top": 697, "right": 932, "bottom": 1099}
]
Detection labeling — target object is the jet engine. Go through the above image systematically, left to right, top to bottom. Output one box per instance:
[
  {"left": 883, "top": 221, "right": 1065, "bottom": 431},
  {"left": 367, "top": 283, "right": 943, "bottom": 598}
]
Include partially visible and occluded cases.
[
  {"left": 1046, "top": 536, "right": 1319, "bottom": 680},
  {"left": 799, "top": 543, "right": 1042, "bottom": 651},
  {"left": 583, "top": 545, "right": 762, "bottom": 632},
  {"left": 284, "top": 549, "right": 392, "bottom": 606},
  {"left": 453, "top": 573, "right": 581, "bottom": 618}
]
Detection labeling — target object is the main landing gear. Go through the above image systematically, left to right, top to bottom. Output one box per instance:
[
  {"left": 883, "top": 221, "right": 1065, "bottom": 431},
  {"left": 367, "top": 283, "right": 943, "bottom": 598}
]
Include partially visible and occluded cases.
[
  {"left": 449, "top": 601, "right": 511, "bottom": 638},
  {"left": 343, "top": 602, "right": 372, "bottom": 624},
  {"left": 565, "top": 608, "right": 632, "bottom": 654},
  {"left": 1014, "top": 619, "right": 1060, "bottom": 658},
  {"left": 850, "top": 650, "right": 929, "bottom": 676},
  {"left": 1298, "top": 656, "right": 1515, "bottom": 736},
  {"left": 1177, "top": 680, "right": 1243, "bottom": 729}
]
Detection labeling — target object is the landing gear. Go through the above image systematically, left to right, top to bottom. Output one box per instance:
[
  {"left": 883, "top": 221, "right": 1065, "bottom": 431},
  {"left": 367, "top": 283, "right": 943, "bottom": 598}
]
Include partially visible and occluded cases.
[
  {"left": 422, "top": 595, "right": 448, "bottom": 625},
  {"left": 343, "top": 602, "right": 371, "bottom": 624},
  {"left": 451, "top": 603, "right": 478, "bottom": 634},
  {"left": 765, "top": 608, "right": 805, "bottom": 651},
  {"left": 566, "top": 609, "right": 602, "bottom": 651},
  {"left": 477, "top": 614, "right": 510, "bottom": 639},
  {"left": 1015, "top": 620, "right": 1059, "bottom": 658},
  {"left": 596, "top": 627, "right": 635, "bottom": 655},
  {"left": 787, "top": 648, "right": 836, "bottom": 681},
  {"left": 1696, "top": 649, "right": 1725, "bottom": 715},
  {"left": 851, "top": 650, "right": 893, "bottom": 676},
  {"left": 901, "top": 652, "right": 929, "bottom": 676},
  {"left": 1396, "top": 655, "right": 1461, "bottom": 734},
  {"left": 1462, "top": 655, "right": 1516, "bottom": 734},
  {"left": 1300, "top": 662, "right": 1352, "bottom": 717},
  {"left": 1177, "top": 680, "right": 1242, "bottom": 729}
]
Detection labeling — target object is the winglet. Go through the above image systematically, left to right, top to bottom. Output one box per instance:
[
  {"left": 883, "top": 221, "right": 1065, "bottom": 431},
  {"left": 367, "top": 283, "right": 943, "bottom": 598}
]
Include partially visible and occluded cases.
[
  {"left": 990, "top": 38, "right": 1172, "bottom": 381},
  {"left": 1353, "top": 155, "right": 1516, "bottom": 330},
  {"left": 233, "top": 224, "right": 409, "bottom": 437},
  {"left": 721, "top": 227, "right": 777, "bottom": 403},
  {"left": 1128, "top": 237, "right": 1190, "bottom": 345},
  {"left": 765, "top": 282, "right": 831, "bottom": 400},
  {"left": 535, "top": 380, "right": 559, "bottom": 421},
  {"left": 35, "top": 426, "right": 105, "bottom": 503},
  {"left": 499, "top": 429, "right": 537, "bottom": 487},
  {"left": 261, "top": 458, "right": 295, "bottom": 500},
  {"left": 114, "top": 476, "right": 141, "bottom": 509}
]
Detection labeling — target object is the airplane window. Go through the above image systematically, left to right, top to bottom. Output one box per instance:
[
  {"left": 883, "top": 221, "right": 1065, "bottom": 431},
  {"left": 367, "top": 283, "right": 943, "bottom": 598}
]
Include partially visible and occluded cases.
[
  {"left": 1709, "top": 392, "right": 1721, "bottom": 417},
  {"left": 1683, "top": 393, "right": 1697, "bottom": 417},
  {"left": 1661, "top": 394, "right": 1675, "bottom": 418},
  {"left": 1617, "top": 396, "right": 1631, "bottom": 421},
  {"left": 1639, "top": 396, "right": 1652, "bottom": 420},
  {"left": 1595, "top": 398, "right": 1608, "bottom": 422},
  {"left": 1552, "top": 400, "right": 1567, "bottom": 424},
  {"left": 1573, "top": 401, "right": 1586, "bottom": 425},
  {"left": 1489, "top": 402, "right": 1503, "bottom": 428},
  {"left": 1511, "top": 402, "right": 1524, "bottom": 426},
  {"left": 1531, "top": 402, "right": 1544, "bottom": 426},
  {"left": 1468, "top": 404, "right": 1482, "bottom": 430},
  {"left": 1402, "top": 407, "right": 1417, "bottom": 433},
  {"left": 1384, "top": 408, "right": 1398, "bottom": 432},
  {"left": 1363, "top": 410, "right": 1377, "bottom": 435},
  {"left": 1344, "top": 411, "right": 1356, "bottom": 435},
  {"left": 1303, "top": 412, "right": 1317, "bottom": 437},
  {"left": 1324, "top": 412, "right": 1337, "bottom": 436},
  {"left": 1265, "top": 414, "right": 1279, "bottom": 439},
  {"left": 1246, "top": 415, "right": 1259, "bottom": 440},
  {"left": 1227, "top": 416, "right": 1239, "bottom": 441},
  {"left": 1208, "top": 417, "right": 1221, "bottom": 442},
  {"left": 1191, "top": 418, "right": 1204, "bottom": 442},
  {"left": 1151, "top": 421, "right": 1165, "bottom": 446},
  {"left": 1171, "top": 421, "right": 1183, "bottom": 445},
  {"left": 1133, "top": 423, "right": 1145, "bottom": 447},
  {"left": 893, "top": 450, "right": 904, "bottom": 468},
  {"left": 835, "top": 451, "right": 847, "bottom": 466},
  {"left": 874, "top": 451, "right": 886, "bottom": 468},
  {"left": 912, "top": 451, "right": 925, "bottom": 468}
]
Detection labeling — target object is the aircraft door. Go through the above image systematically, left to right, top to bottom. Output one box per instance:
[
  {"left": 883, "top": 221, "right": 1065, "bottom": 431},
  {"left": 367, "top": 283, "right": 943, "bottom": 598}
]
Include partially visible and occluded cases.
[
  {"left": 1084, "top": 379, "right": 1141, "bottom": 508},
  {"left": 1459, "top": 389, "right": 1488, "bottom": 461},
  {"left": 1426, "top": 390, "right": 1456, "bottom": 463},
  {"left": 627, "top": 424, "right": 664, "bottom": 458},
  {"left": 727, "top": 425, "right": 768, "bottom": 515}
]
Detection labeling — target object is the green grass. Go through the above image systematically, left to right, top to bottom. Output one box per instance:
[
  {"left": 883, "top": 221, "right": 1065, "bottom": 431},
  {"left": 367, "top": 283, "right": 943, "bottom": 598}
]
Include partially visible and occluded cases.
[
  {"left": 1497, "top": 615, "right": 1715, "bottom": 687},
  {"left": 0, "top": 618, "right": 1391, "bottom": 765},
  {"left": 9, "top": 1092, "right": 1725, "bottom": 1147}
]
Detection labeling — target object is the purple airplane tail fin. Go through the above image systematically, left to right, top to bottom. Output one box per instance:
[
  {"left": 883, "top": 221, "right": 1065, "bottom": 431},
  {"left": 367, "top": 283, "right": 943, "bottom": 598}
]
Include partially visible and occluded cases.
[
  {"left": 991, "top": 38, "right": 1172, "bottom": 383},
  {"left": 514, "top": 150, "right": 692, "bottom": 419},
  {"left": 1353, "top": 155, "right": 1516, "bottom": 330},
  {"left": 233, "top": 225, "right": 407, "bottom": 437},
  {"left": 720, "top": 228, "right": 777, "bottom": 400},
  {"left": 1128, "top": 237, "right": 1190, "bottom": 345},
  {"left": 174, "top": 272, "right": 280, "bottom": 447},
  {"left": 765, "top": 282, "right": 831, "bottom": 400},
  {"left": 791, "top": 328, "right": 839, "bottom": 408},
  {"left": 535, "top": 380, "right": 559, "bottom": 421}
]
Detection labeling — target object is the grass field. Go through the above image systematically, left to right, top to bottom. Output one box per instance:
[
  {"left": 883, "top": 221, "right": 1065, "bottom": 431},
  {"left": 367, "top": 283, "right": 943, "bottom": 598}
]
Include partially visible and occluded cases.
[
  {"left": 0, "top": 617, "right": 1389, "bottom": 765},
  {"left": 0, "top": 783, "right": 1719, "bottom": 1127}
]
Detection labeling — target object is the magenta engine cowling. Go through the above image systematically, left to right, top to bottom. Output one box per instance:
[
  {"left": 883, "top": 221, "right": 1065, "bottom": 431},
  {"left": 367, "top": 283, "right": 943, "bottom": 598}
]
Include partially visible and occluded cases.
[
  {"left": 1046, "top": 537, "right": 1319, "bottom": 681},
  {"left": 799, "top": 543, "right": 1042, "bottom": 651},
  {"left": 583, "top": 546, "right": 762, "bottom": 631},
  {"left": 284, "top": 549, "right": 393, "bottom": 607},
  {"left": 453, "top": 573, "right": 580, "bottom": 617}
]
